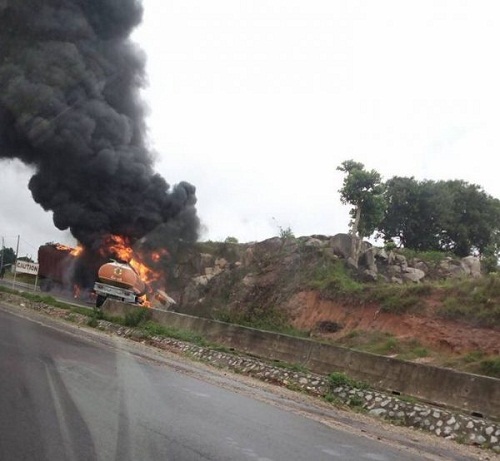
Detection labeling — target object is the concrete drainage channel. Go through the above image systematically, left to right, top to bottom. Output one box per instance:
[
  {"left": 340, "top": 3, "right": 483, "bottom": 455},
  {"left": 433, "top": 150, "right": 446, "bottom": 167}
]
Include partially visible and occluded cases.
[{"left": 1, "top": 291, "right": 499, "bottom": 454}]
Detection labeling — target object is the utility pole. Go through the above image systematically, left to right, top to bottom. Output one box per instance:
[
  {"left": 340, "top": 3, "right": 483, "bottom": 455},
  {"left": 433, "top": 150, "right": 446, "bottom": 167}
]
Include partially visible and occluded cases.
[
  {"left": 12, "top": 234, "right": 20, "bottom": 289},
  {"left": 0, "top": 236, "right": 4, "bottom": 279}
]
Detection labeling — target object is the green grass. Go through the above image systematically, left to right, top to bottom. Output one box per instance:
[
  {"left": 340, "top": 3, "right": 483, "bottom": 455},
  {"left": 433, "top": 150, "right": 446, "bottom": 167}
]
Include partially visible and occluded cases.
[
  {"left": 399, "top": 249, "right": 455, "bottom": 267},
  {"left": 304, "top": 254, "right": 500, "bottom": 328},
  {"left": 306, "top": 257, "right": 433, "bottom": 313},
  {"left": 308, "top": 259, "right": 364, "bottom": 300},
  {"left": 436, "top": 274, "right": 500, "bottom": 327},
  {"left": 371, "top": 284, "right": 431, "bottom": 314},
  {"left": 0, "top": 285, "right": 19, "bottom": 296},
  {"left": 0, "top": 286, "right": 74, "bottom": 310},
  {"left": 213, "top": 304, "right": 308, "bottom": 337},
  {"left": 123, "top": 307, "right": 152, "bottom": 327},
  {"left": 141, "top": 321, "right": 209, "bottom": 346},
  {"left": 336, "top": 331, "right": 430, "bottom": 361},
  {"left": 438, "top": 350, "right": 500, "bottom": 379},
  {"left": 478, "top": 357, "right": 500, "bottom": 378},
  {"left": 271, "top": 360, "right": 309, "bottom": 373},
  {"left": 328, "top": 371, "right": 369, "bottom": 390}
]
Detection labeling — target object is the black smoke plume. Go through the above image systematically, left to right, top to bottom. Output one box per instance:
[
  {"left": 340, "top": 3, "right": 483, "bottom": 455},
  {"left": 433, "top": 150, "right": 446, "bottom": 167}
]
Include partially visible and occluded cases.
[{"left": 0, "top": 0, "right": 199, "bottom": 257}]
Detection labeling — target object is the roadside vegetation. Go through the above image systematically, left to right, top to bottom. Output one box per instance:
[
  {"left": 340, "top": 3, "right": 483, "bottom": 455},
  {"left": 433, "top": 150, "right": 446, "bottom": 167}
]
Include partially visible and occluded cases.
[
  {"left": 304, "top": 251, "right": 500, "bottom": 327},
  {"left": 213, "top": 304, "right": 308, "bottom": 338}
]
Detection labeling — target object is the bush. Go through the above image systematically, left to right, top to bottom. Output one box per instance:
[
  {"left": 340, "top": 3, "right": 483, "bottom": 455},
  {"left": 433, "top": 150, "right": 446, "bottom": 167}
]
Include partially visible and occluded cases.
[
  {"left": 123, "top": 307, "right": 152, "bottom": 327},
  {"left": 479, "top": 358, "right": 500, "bottom": 378},
  {"left": 328, "top": 371, "right": 368, "bottom": 390}
]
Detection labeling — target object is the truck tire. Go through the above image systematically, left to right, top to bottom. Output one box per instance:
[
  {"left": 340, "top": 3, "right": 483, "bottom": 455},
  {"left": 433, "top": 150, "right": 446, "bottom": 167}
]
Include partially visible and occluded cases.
[
  {"left": 39, "top": 279, "right": 52, "bottom": 292},
  {"left": 96, "top": 295, "right": 106, "bottom": 308}
]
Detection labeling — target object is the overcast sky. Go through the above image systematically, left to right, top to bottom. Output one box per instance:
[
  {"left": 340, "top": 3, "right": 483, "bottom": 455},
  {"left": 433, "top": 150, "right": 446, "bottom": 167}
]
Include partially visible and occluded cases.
[{"left": 2, "top": 0, "right": 500, "bottom": 259}]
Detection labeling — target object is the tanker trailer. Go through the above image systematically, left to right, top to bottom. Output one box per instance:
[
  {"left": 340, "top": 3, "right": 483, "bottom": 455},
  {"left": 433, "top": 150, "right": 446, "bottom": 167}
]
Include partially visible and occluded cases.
[
  {"left": 38, "top": 243, "right": 76, "bottom": 292},
  {"left": 93, "top": 260, "right": 146, "bottom": 307}
]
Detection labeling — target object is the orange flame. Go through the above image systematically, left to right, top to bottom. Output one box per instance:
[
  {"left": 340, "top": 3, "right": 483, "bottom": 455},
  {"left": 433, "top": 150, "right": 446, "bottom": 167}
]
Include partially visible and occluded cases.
[
  {"left": 100, "top": 235, "right": 168, "bottom": 306},
  {"left": 70, "top": 245, "right": 84, "bottom": 257}
]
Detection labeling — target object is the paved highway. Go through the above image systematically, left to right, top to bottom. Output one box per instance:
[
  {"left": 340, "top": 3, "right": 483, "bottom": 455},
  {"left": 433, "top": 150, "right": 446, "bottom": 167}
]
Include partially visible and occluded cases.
[{"left": 0, "top": 302, "right": 481, "bottom": 461}]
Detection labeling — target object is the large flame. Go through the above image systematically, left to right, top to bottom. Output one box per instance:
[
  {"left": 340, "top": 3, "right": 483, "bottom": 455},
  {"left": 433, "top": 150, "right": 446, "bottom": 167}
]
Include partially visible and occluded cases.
[
  {"left": 99, "top": 235, "right": 169, "bottom": 306},
  {"left": 55, "top": 243, "right": 84, "bottom": 257}
]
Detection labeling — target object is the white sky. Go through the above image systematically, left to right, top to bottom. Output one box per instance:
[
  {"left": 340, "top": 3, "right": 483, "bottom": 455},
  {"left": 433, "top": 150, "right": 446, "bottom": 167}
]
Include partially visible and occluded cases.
[{"left": 2, "top": 0, "right": 500, "bottom": 259}]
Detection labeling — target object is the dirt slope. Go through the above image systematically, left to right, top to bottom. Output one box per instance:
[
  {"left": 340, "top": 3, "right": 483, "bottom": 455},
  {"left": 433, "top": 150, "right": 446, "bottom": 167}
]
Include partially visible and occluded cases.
[
  {"left": 175, "top": 237, "right": 500, "bottom": 370},
  {"left": 287, "top": 290, "right": 500, "bottom": 356}
]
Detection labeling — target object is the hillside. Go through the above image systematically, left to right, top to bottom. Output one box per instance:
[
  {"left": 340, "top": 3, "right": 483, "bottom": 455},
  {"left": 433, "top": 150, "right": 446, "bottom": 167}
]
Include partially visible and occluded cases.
[{"left": 165, "top": 234, "right": 500, "bottom": 378}]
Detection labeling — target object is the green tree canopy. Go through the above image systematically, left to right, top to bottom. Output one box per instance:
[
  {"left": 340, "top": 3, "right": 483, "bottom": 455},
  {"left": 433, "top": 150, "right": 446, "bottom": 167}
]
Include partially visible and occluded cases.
[
  {"left": 337, "top": 160, "right": 385, "bottom": 238},
  {"left": 378, "top": 177, "right": 444, "bottom": 251},
  {"left": 378, "top": 178, "right": 500, "bottom": 256},
  {"left": 0, "top": 247, "right": 16, "bottom": 266}
]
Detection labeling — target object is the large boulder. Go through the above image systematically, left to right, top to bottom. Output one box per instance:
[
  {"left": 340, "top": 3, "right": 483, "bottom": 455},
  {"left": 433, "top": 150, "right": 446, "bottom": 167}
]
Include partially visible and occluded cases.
[
  {"left": 330, "top": 233, "right": 352, "bottom": 259},
  {"left": 330, "top": 233, "right": 372, "bottom": 260},
  {"left": 360, "top": 247, "right": 377, "bottom": 272},
  {"left": 461, "top": 256, "right": 481, "bottom": 278},
  {"left": 439, "top": 257, "right": 466, "bottom": 278},
  {"left": 402, "top": 267, "right": 426, "bottom": 283}
]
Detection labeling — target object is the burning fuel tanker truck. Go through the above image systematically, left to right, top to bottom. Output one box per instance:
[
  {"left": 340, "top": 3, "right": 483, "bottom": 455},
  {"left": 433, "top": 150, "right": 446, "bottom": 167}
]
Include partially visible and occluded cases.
[
  {"left": 38, "top": 244, "right": 146, "bottom": 307},
  {"left": 94, "top": 261, "right": 146, "bottom": 307}
]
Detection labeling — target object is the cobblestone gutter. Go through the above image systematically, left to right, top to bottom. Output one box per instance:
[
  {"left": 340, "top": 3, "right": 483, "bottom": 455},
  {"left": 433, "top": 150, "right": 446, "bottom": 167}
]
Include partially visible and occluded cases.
[{"left": 3, "top": 293, "right": 500, "bottom": 454}]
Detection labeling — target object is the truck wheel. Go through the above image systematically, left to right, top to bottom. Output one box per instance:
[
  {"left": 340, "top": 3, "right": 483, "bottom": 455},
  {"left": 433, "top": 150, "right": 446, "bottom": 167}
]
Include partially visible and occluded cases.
[
  {"left": 40, "top": 279, "right": 52, "bottom": 292},
  {"left": 96, "top": 295, "right": 106, "bottom": 308}
]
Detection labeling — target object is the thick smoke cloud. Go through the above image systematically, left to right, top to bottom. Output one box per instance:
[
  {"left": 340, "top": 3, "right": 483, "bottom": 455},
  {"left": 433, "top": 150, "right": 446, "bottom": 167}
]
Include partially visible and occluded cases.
[{"left": 0, "top": 0, "right": 199, "bottom": 252}]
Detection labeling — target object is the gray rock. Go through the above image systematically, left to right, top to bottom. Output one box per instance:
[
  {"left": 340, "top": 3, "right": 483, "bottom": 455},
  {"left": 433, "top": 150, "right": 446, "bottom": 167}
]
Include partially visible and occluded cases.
[
  {"left": 461, "top": 256, "right": 481, "bottom": 278},
  {"left": 402, "top": 267, "right": 426, "bottom": 283}
]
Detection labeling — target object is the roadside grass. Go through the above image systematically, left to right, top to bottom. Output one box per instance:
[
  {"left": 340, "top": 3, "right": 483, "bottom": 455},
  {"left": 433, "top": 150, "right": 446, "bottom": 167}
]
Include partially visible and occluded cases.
[
  {"left": 307, "top": 259, "right": 364, "bottom": 301},
  {"left": 1, "top": 273, "right": 37, "bottom": 285},
  {"left": 435, "top": 274, "right": 500, "bottom": 327},
  {"left": 369, "top": 283, "right": 432, "bottom": 314},
  {"left": 0, "top": 285, "right": 75, "bottom": 310},
  {"left": 213, "top": 305, "right": 308, "bottom": 338},
  {"left": 140, "top": 320, "right": 209, "bottom": 346},
  {"left": 335, "top": 331, "right": 430, "bottom": 361},
  {"left": 442, "top": 352, "right": 500, "bottom": 379},
  {"left": 271, "top": 360, "right": 309, "bottom": 373},
  {"left": 328, "top": 371, "right": 369, "bottom": 390},
  {"left": 325, "top": 372, "right": 369, "bottom": 410}
]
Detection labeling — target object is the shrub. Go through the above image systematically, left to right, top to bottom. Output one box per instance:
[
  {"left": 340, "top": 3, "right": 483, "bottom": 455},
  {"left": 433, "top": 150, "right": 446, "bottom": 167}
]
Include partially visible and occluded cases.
[
  {"left": 123, "top": 307, "right": 151, "bottom": 327},
  {"left": 328, "top": 371, "right": 368, "bottom": 390}
]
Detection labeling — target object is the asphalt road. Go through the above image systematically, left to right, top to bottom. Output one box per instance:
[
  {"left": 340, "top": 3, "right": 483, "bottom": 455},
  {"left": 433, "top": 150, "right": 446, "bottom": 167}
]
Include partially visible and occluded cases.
[{"left": 0, "top": 303, "right": 481, "bottom": 461}]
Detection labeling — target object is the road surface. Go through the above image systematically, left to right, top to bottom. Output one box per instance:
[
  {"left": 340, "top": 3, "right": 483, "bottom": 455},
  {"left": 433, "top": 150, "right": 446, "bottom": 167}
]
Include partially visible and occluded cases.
[{"left": 0, "top": 302, "right": 483, "bottom": 461}]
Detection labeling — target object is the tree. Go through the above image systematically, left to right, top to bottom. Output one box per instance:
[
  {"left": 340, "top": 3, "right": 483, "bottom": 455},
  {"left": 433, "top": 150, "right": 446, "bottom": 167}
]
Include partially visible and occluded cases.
[
  {"left": 337, "top": 160, "right": 385, "bottom": 266},
  {"left": 378, "top": 177, "right": 444, "bottom": 251},
  {"left": 378, "top": 178, "right": 500, "bottom": 257},
  {"left": 439, "top": 180, "right": 500, "bottom": 256},
  {"left": 0, "top": 247, "right": 16, "bottom": 266},
  {"left": 0, "top": 247, "right": 16, "bottom": 277}
]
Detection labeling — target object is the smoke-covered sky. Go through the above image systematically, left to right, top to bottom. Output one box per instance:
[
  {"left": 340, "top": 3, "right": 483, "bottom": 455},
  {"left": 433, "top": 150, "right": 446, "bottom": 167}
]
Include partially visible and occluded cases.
[
  {"left": 0, "top": 0, "right": 198, "bottom": 259},
  {"left": 2, "top": 0, "right": 500, "bottom": 259}
]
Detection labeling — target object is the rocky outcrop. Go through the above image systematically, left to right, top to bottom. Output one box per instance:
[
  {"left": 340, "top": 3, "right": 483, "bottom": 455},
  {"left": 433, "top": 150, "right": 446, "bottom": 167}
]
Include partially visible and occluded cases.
[{"left": 174, "top": 234, "right": 484, "bottom": 314}]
